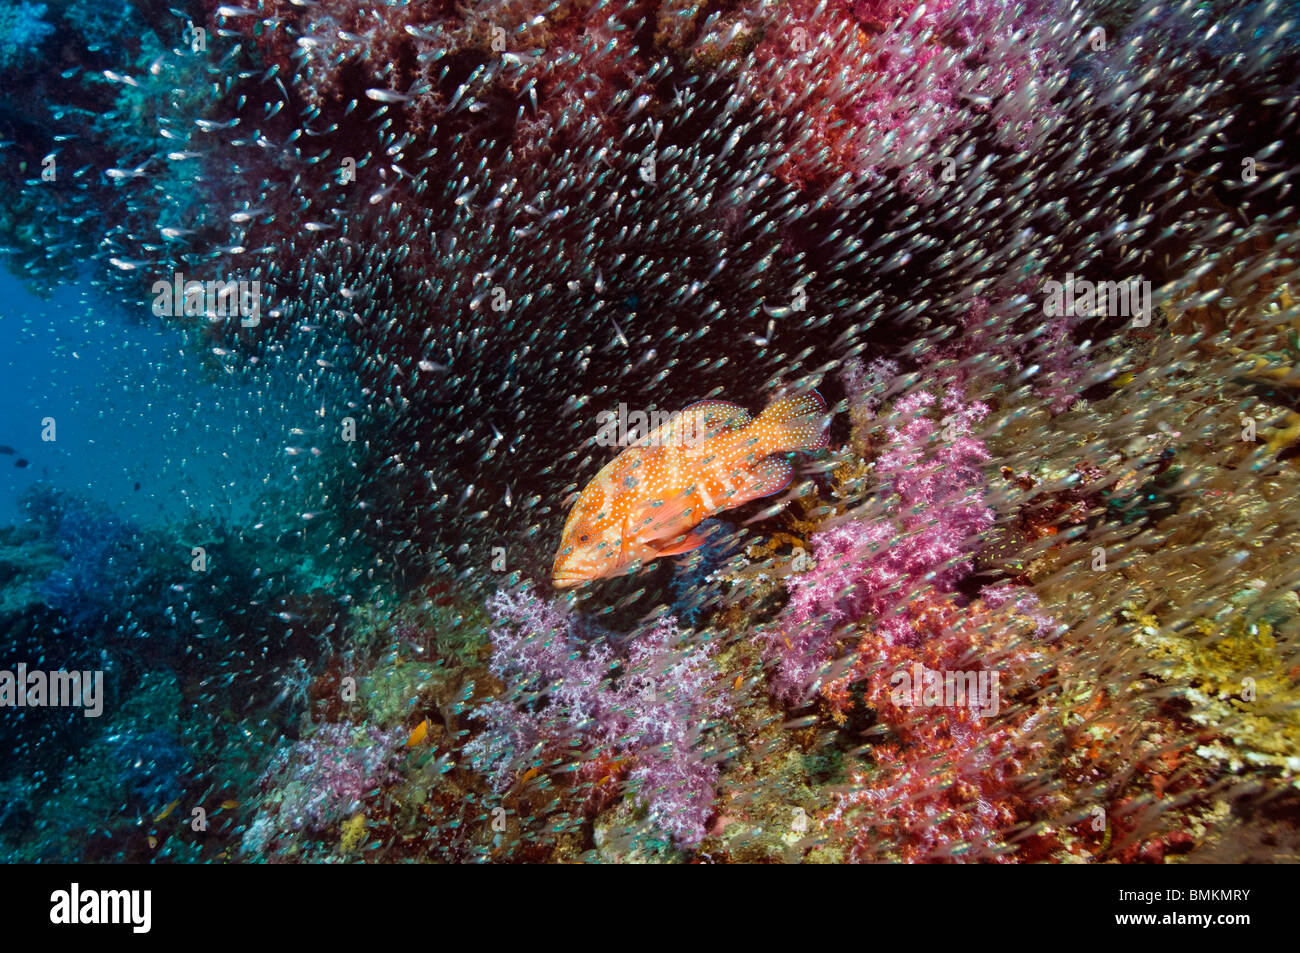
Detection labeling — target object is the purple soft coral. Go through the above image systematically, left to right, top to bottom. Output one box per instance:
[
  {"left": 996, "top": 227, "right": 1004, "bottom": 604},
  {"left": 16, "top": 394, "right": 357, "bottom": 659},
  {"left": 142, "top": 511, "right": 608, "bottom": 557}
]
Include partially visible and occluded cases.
[
  {"left": 767, "top": 385, "right": 995, "bottom": 701},
  {"left": 464, "top": 587, "right": 617, "bottom": 791},
  {"left": 466, "top": 588, "right": 730, "bottom": 847},
  {"left": 619, "top": 616, "right": 731, "bottom": 846},
  {"left": 253, "top": 722, "right": 406, "bottom": 836}
]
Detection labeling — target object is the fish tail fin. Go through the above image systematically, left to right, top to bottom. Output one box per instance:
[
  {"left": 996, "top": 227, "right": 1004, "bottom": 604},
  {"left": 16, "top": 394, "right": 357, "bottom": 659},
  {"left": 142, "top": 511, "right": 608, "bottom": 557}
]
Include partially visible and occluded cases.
[{"left": 753, "top": 390, "right": 829, "bottom": 454}]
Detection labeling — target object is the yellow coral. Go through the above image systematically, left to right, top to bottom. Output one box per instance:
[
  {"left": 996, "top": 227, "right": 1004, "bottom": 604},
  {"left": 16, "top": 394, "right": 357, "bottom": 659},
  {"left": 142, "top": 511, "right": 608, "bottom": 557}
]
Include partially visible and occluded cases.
[
  {"left": 1226, "top": 284, "right": 1300, "bottom": 456},
  {"left": 1140, "top": 603, "right": 1300, "bottom": 770},
  {"left": 340, "top": 813, "right": 366, "bottom": 854}
]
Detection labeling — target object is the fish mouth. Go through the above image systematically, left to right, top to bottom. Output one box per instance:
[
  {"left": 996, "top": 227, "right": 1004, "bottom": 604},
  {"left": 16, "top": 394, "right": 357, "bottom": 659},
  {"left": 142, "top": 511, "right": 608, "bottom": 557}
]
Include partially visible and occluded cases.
[{"left": 551, "top": 572, "right": 583, "bottom": 589}]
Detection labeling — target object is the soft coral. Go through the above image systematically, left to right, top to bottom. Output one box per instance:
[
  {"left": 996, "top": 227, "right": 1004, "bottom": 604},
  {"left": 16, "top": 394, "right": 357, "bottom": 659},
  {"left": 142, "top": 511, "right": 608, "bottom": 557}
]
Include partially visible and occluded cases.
[
  {"left": 766, "top": 384, "right": 995, "bottom": 702},
  {"left": 465, "top": 588, "right": 731, "bottom": 847}
]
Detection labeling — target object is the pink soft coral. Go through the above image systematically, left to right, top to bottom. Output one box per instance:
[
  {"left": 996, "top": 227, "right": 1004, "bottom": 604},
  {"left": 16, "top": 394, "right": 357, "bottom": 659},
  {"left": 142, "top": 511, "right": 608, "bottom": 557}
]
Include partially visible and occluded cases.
[
  {"left": 735, "top": 0, "right": 1074, "bottom": 198},
  {"left": 766, "top": 384, "right": 995, "bottom": 702}
]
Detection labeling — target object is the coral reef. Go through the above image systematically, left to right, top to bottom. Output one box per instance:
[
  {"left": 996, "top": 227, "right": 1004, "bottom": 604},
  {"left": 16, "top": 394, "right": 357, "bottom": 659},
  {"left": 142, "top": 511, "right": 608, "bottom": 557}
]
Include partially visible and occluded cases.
[
  {"left": 0, "top": 0, "right": 1296, "bottom": 870},
  {"left": 739, "top": 0, "right": 1074, "bottom": 197},
  {"left": 0, "top": 1, "right": 53, "bottom": 70},
  {"left": 764, "top": 383, "right": 998, "bottom": 706},
  {"left": 465, "top": 588, "right": 731, "bottom": 846},
  {"left": 242, "top": 722, "right": 406, "bottom": 858}
]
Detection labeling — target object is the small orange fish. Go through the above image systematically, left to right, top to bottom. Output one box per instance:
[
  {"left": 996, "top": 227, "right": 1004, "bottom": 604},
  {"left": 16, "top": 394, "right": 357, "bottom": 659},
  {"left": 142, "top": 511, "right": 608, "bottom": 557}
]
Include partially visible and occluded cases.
[
  {"left": 552, "top": 391, "right": 828, "bottom": 587},
  {"left": 406, "top": 718, "right": 429, "bottom": 747}
]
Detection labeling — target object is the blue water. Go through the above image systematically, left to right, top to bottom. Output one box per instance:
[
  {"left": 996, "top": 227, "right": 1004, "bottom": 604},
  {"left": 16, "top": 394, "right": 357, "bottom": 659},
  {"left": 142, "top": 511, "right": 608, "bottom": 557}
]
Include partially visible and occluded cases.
[{"left": 0, "top": 271, "right": 322, "bottom": 529}]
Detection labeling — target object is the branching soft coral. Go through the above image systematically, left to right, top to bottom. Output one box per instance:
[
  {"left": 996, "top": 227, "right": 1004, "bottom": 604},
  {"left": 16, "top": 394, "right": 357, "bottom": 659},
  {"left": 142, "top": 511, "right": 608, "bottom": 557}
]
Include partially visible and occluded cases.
[
  {"left": 735, "top": 0, "right": 1075, "bottom": 197},
  {"left": 938, "top": 291, "right": 1091, "bottom": 416},
  {"left": 761, "top": 366, "right": 1066, "bottom": 859},
  {"left": 766, "top": 384, "right": 996, "bottom": 702},
  {"left": 465, "top": 587, "right": 730, "bottom": 846},
  {"left": 464, "top": 588, "right": 617, "bottom": 792},
  {"left": 823, "top": 592, "right": 1061, "bottom": 862},
  {"left": 620, "top": 616, "right": 732, "bottom": 846},
  {"left": 243, "top": 722, "right": 405, "bottom": 854}
]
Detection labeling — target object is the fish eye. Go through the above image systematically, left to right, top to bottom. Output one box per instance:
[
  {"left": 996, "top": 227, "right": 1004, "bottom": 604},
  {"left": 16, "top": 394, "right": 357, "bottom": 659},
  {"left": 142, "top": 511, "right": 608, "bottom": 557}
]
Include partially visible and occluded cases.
[{"left": 579, "top": 533, "right": 590, "bottom": 543}]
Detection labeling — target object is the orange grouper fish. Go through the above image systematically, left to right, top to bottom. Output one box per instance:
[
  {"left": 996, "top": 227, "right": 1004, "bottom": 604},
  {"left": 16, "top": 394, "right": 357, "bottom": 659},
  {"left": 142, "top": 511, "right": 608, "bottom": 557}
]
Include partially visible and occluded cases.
[{"left": 552, "top": 391, "right": 829, "bottom": 588}]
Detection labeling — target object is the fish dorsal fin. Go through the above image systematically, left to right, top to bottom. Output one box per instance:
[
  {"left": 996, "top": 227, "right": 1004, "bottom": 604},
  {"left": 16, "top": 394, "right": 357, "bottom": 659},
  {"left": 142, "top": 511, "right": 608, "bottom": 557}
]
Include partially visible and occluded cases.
[{"left": 677, "top": 400, "right": 751, "bottom": 444}]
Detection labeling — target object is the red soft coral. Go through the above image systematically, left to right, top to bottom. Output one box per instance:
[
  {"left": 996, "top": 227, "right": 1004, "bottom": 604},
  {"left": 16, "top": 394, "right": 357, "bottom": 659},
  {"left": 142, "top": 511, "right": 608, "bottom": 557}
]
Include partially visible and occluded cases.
[
  {"left": 732, "top": 0, "right": 1073, "bottom": 199},
  {"left": 825, "top": 598, "right": 1060, "bottom": 862}
]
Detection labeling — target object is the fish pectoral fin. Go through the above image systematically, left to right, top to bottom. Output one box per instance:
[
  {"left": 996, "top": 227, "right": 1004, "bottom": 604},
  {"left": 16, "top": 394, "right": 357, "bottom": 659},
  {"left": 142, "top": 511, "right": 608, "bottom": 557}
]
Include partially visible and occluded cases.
[
  {"left": 630, "top": 493, "right": 697, "bottom": 543},
  {"left": 649, "top": 528, "right": 710, "bottom": 557}
]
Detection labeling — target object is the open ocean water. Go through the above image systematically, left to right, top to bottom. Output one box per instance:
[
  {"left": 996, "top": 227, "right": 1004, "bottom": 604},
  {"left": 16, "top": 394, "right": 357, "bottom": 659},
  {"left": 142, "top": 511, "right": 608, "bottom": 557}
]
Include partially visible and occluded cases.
[{"left": 0, "top": 270, "right": 316, "bottom": 526}]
